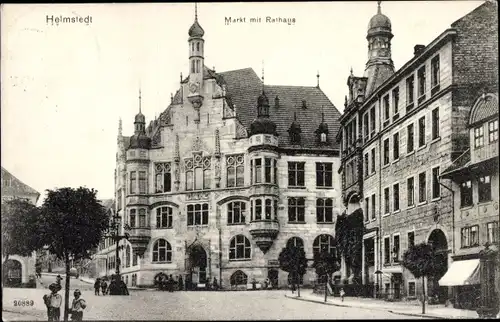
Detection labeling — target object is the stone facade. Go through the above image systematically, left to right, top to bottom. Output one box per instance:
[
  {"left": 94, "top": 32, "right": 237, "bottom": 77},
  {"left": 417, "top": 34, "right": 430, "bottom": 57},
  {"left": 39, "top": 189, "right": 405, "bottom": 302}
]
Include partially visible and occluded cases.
[
  {"left": 337, "top": 1, "right": 498, "bottom": 301},
  {"left": 93, "top": 10, "right": 343, "bottom": 289},
  {"left": 1, "top": 167, "right": 40, "bottom": 287}
]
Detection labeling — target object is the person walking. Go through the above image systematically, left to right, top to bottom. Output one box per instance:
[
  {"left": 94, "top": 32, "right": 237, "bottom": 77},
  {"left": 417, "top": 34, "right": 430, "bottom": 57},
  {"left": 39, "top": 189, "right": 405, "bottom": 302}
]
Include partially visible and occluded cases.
[
  {"left": 168, "top": 274, "right": 175, "bottom": 292},
  {"left": 55, "top": 275, "right": 62, "bottom": 286},
  {"left": 178, "top": 275, "right": 184, "bottom": 291},
  {"left": 119, "top": 277, "right": 130, "bottom": 295},
  {"left": 212, "top": 277, "right": 219, "bottom": 291},
  {"left": 94, "top": 278, "right": 101, "bottom": 296},
  {"left": 101, "top": 279, "right": 108, "bottom": 295},
  {"left": 43, "top": 283, "right": 62, "bottom": 322},
  {"left": 340, "top": 287, "right": 346, "bottom": 302},
  {"left": 69, "top": 289, "right": 87, "bottom": 321}
]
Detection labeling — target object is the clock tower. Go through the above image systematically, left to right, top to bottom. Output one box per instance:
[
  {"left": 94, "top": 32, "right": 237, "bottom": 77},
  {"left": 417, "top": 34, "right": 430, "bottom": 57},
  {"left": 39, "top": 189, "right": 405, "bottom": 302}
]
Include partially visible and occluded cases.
[{"left": 187, "top": 3, "right": 204, "bottom": 110}]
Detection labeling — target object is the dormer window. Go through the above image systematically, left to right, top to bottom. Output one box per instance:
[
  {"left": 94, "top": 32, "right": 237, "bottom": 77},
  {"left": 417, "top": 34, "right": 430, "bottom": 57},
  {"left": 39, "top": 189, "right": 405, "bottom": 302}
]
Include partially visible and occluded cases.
[
  {"left": 291, "top": 132, "right": 301, "bottom": 144},
  {"left": 320, "top": 133, "right": 327, "bottom": 143}
]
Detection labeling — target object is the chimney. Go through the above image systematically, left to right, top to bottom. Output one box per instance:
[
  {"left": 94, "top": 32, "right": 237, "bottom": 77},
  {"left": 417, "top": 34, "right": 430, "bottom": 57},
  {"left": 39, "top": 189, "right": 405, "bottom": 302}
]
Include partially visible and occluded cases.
[{"left": 414, "top": 44, "right": 425, "bottom": 56}]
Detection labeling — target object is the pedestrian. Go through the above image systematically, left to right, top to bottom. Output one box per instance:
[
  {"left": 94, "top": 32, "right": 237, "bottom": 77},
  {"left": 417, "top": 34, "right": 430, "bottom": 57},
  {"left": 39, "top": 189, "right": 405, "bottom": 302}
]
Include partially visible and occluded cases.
[
  {"left": 168, "top": 274, "right": 174, "bottom": 292},
  {"left": 56, "top": 275, "right": 62, "bottom": 286},
  {"left": 178, "top": 275, "right": 184, "bottom": 291},
  {"left": 119, "top": 277, "right": 129, "bottom": 295},
  {"left": 212, "top": 277, "right": 219, "bottom": 291},
  {"left": 94, "top": 278, "right": 101, "bottom": 296},
  {"left": 251, "top": 278, "right": 257, "bottom": 290},
  {"left": 264, "top": 278, "right": 270, "bottom": 290},
  {"left": 101, "top": 279, "right": 108, "bottom": 295},
  {"left": 43, "top": 283, "right": 62, "bottom": 322},
  {"left": 340, "top": 287, "right": 345, "bottom": 302},
  {"left": 69, "top": 289, "right": 87, "bottom": 322}
]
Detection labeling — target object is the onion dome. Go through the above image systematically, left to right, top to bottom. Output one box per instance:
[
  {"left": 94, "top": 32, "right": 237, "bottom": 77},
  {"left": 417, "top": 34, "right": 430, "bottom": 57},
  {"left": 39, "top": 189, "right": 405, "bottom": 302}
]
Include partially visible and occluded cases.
[
  {"left": 367, "top": 2, "right": 392, "bottom": 37},
  {"left": 188, "top": 19, "right": 204, "bottom": 38},
  {"left": 129, "top": 133, "right": 151, "bottom": 149}
]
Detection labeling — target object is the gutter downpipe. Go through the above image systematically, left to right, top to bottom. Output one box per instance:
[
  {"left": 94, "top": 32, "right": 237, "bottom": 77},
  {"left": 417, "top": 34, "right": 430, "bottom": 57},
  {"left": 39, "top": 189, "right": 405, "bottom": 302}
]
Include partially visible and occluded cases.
[
  {"left": 377, "top": 93, "right": 383, "bottom": 299},
  {"left": 438, "top": 180, "right": 455, "bottom": 254}
]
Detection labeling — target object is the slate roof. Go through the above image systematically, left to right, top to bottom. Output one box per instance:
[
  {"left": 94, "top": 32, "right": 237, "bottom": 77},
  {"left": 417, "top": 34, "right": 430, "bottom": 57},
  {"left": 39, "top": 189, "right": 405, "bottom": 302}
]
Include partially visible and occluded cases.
[
  {"left": 218, "top": 68, "right": 342, "bottom": 149},
  {"left": 469, "top": 93, "right": 498, "bottom": 127},
  {"left": 441, "top": 149, "right": 471, "bottom": 177},
  {"left": 1, "top": 167, "right": 40, "bottom": 199}
]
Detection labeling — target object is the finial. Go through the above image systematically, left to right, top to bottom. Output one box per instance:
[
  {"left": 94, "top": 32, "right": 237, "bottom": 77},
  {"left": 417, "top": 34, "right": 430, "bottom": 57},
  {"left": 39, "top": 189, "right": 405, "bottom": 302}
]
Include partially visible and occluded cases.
[
  {"left": 377, "top": 1, "right": 382, "bottom": 14},
  {"left": 195, "top": 3, "right": 198, "bottom": 21},
  {"left": 261, "top": 60, "right": 265, "bottom": 93},
  {"left": 213, "top": 65, "right": 216, "bottom": 72},
  {"left": 350, "top": 67, "right": 353, "bottom": 76},
  {"left": 316, "top": 70, "right": 320, "bottom": 88},
  {"left": 180, "top": 72, "right": 183, "bottom": 83},
  {"left": 139, "top": 88, "right": 142, "bottom": 113},
  {"left": 171, "top": 93, "right": 174, "bottom": 103},
  {"left": 344, "top": 95, "right": 348, "bottom": 107},
  {"left": 321, "top": 105, "right": 325, "bottom": 122}
]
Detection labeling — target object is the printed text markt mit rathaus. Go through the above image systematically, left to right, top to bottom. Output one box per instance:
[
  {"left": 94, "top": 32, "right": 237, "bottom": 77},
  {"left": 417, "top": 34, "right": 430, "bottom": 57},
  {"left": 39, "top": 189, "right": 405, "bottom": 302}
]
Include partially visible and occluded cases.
[{"left": 224, "top": 16, "right": 296, "bottom": 26}]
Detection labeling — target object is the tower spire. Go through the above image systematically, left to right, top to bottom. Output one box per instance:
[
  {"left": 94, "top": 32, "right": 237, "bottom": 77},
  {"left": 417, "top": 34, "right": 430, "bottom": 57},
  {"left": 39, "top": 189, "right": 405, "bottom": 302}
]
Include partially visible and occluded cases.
[
  {"left": 377, "top": 1, "right": 382, "bottom": 14},
  {"left": 195, "top": 2, "right": 198, "bottom": 21},
  {"left": 261, "top": 60, "right": 265, "bottom": 92},
  {"left": 316, "top": 70, "right": 320, "bottom": 88},
  {"left": 139, "top": 88, "right": 142, "bottom": 113},
  {"left": 321, "top": 105, "right": 325, "bottom": 122}
]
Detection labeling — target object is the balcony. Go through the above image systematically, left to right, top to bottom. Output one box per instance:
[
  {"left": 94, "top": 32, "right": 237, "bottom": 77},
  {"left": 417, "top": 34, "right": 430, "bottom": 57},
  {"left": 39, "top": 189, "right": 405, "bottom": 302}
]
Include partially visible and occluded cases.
[
  {"left": 472, "top": 143, "right": 498, "bottom": 164},
  {"left": 249, "top": 184, "right": 279, "bottom": 197},
  {"left": 249, "top": 220, "right": 280, "bottom": 253},
  {"left": 127, "top": 228, "right": 151, "bottom": 256}
]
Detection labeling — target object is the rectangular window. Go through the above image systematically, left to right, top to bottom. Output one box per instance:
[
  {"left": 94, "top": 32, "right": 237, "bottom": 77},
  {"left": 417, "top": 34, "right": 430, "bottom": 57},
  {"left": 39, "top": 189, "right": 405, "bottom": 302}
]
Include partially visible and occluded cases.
[
  {"left": 431, "top": 55, "right": 440, "bottom": 88},
  {"left": 417, "top": 66, "right": 426, "bottom": 98},
  {"left": 406, "top": 75, "right": 415, "bottom": 106},
  {"left": 392, "top": 87, "right": 400, "bottom": 119},
  {"left": 383, "top": 95, "right": 390, "bottom": 125},
  {"left": 370, "top": 107, "right": 376, "bottom": 137},
  {"left": 432, "top": 108, "right": 440, "bottom": 140},
  {"left": 363, "top": 113, "right": 369, "bottom": 142},
  {"left": 418, "top": 116, "right": 426, "bottom": 147},
  {"left": 489, "top": 120, "right": 498, "bottom": 143},
  {"left": 407, "top": 123, "right": 414, "bottom": 153},
  {"left": 475, "top": 126, "right": 484, "bottom": 148},
  {"left": 393, "top": 132, "right": 400, "bottom": 160},
  {"left": 383, "top": 138, "right": 390, "bottom": 166},
  {"left": 371, "top": 149, "right": 376, "bottom": 174},
  {"left": 364, "top": 154, "right": 369, "bottom": 177},
  {"left": 265, "top": 158, "right": 272, "bottom": 183},
  {"left": 255, "top": 159, "right": 262, "bottom": 183},
  {"left": 288, "top": 162, "right": 305, "bottom": 187},
  {"left": 316, "top": 162, "right": 333, "bottom": 187},
  {"left": 432, "top": 167, "right": 440, "bottom": 199},
  {"left": 139, "top": 171, "right": 147, "bottom": 194},
  {"left": 130, "top": 172, "right": 137, "bottom": 194},
  {"left": 418, "top": 172, "right": 426, "bottom": 203},
  {"left": 478, "top": 175, "right": 492, "bottom": 202},
  {"left": 407, "top": 177, "right": 415, "bottom": 207},
  {"left": 460, "top": 181, "right": 473, "bottom": 207},
  {"left": 393, "top": 183, "right": 400, "bottom": 211},
  {"left": 384, "top": 187, "right": 390, "bottom": 214},
  {"left": 371, "top": 194, "right": 376, "bottom": 219},
  {"left": 288, "top": 197, "right": 305, "bottom": 222},
  {"left": 364, "top": 197, "right": 369, "bottom": 222},
  {"left": 316, "top": 198, "right": 334, "bottom": 223},
  {"left": 187, "top": 203, "right": 209, "bottom": 226},
  {"left": 130, "top": 209, "right": 136, "bottom": 228},
  {"left": 138, "top": 209, "right": 147, "bottom": 227},
  {"left": 487, "top": 222, "right": 499, "bottom": 244},
  {"left": 461, "top": 225, "right": 479, "bottom": 248},
  {"left": 408, "top": 231, "right": 415, "bottom": 248},
  {"left": 393, "top": 235, "right": 400, "bottom": 263},
  {"left": 384, "top": 237, "right": 391, "bottom": 265},
  {"left": 408, "top": 282, "right": 416, "bottom": 297}
]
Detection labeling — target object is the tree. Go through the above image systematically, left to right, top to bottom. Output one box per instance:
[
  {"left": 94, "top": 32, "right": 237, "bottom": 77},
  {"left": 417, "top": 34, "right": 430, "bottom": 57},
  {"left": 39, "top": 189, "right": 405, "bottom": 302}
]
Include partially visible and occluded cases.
[
  {"left": 40, "top": 187, "right": 109, "bottom": 322},
  {"left": 1, "top": 199, "right": 45, "bottom": 287},
  {"left": 402, "top": 242, "right": 444, "bottom": 314},
  {"left": 278, "top": 246, "right": 308, "bottom": 297},
  {"left": 312, "top": 248, "right": 340, "bottom": 302}
]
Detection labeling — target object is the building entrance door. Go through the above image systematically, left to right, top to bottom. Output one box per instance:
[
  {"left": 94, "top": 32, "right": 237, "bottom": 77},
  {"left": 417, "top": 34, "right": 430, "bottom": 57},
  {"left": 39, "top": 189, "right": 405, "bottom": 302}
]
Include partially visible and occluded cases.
[
  {"left": 187, "top": 244, "right": 207, "bottom": 286},
  {"left": 268, "top": 268, "right": 278, "bottom": 289}
]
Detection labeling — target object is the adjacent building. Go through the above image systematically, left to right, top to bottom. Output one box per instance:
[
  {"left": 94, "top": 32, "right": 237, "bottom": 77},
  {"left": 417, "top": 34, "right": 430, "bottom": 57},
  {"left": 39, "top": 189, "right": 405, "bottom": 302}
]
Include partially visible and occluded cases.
[
  {"left": 337, "top": 1, "right": 498, "bottom": 302},
  {"left": 93, "top": 8, "right": 343, "bottom": 288},
  {"left": 1, "top": 167, "right": 40, "bottom": 287}
]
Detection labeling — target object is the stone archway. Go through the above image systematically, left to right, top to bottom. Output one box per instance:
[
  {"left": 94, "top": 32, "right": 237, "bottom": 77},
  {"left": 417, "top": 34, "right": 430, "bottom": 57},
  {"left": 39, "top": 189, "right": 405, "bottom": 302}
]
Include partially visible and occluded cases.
[
  {"left": 428, "top": 229, "right": 449, "bottom": 303},
  {"left": 186, "top": 244, "right": 208, "bottom": 288},
  {"left": 3, "top": 259, "right": 22, "bottom": 287}
]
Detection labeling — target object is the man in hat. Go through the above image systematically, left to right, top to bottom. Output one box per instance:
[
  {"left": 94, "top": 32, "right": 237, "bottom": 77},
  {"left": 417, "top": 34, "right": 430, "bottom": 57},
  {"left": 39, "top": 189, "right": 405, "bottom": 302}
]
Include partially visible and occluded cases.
[
  {"left": 43, "top": 283, "right": 62, "bottom": 321},
  {"left": 70, "top": 289, "right": 87, "bottom": 321}
]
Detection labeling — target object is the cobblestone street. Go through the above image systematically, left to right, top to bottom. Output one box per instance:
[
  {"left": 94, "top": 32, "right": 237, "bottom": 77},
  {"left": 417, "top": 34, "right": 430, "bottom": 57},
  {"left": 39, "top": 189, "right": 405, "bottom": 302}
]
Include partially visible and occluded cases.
[{"left": 3, "top": 286, "right": 427, "bottom": 320}]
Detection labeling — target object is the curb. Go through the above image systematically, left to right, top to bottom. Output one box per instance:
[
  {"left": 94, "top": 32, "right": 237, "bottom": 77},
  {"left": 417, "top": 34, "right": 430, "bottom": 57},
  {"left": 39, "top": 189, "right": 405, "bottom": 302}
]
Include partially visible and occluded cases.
[{"left": 285, "top": 294, "right": 468, "bottom": 319}]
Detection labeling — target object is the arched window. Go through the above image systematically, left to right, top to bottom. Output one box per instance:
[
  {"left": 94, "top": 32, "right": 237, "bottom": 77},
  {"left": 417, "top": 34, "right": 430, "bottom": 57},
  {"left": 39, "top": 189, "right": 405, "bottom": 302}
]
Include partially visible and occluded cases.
[
  {"left": 192, "top": 42, "right": 195, "bottom": 52},
  {"left": 196, "top": 42, "right": 200, "bottom": 52},
  {"left": 191, "top": 60, "right": 195, "bottom": 73},
  {"left": 320, "top": 133, "right": 327, "bottom": 142},
  {"left": 226, "top": 154, "right": 245, "bottom": 187},
  {"left": 316, "top": 198, "right": 334, "bottom": 223},
  {"left": 255, "top": 199, "right": 262, "bottom": 220},
  {"left": 265, "top": 199, "right": 272, "bottom": 220},
  {"left": 228, "top": 201, "right": 246, "bottom": 224},
  {"left": 156, "top": 207, "right": 173, "bottom": 228},
  {"left": 130, "top": 209, "right": 136, "bottom": 228},
  {"left": 313, "top": 234, "right": 336, "bottom": 256},
  {"left": 229, "top": 235, "right": 251, "bottom": 260},
  {"left": 287, "top": 237, "right": 304, "bottom": 250},
  {"left": 152, "top": 239, "right": 172, "bottom": 263},
  {"left": 125, "top": 245, "right": 131, "bottom": 268},
  {"left": 132, "top": 251, "right": 138, "bottom": 266},
  {"left": 230, "top": 270, "right": 248, "bottom": 286}
]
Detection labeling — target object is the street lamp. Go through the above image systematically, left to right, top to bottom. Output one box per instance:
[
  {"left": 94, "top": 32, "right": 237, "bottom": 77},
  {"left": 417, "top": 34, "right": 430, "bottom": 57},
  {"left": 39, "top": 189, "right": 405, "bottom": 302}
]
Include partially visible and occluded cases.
[{"left": 104, "top": 214, "right": 129, "bottom": 277}]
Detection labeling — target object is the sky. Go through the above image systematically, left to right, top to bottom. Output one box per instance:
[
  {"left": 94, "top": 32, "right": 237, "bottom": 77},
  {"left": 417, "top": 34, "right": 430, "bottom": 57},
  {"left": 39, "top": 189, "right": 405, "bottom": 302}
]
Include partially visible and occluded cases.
[{"left": 1, "top": 1, "right": 485, "bottom": 203}]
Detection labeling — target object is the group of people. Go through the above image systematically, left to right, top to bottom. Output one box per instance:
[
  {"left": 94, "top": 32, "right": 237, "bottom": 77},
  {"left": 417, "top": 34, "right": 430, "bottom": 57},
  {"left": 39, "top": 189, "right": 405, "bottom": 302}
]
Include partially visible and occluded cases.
[
  {"left": 157, "top": 274, "right": 182, "bottom": 292},
  {"left": 94, "top": 275, "right": 129, "bottom": 296},
  {"left": 43, "top": 282, "right": 87, "bottom": 321}
]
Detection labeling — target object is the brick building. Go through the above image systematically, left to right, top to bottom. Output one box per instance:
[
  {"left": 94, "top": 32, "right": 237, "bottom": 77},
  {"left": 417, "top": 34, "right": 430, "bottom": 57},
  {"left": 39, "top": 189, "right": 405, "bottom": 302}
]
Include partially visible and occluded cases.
[
  {"left": 337, "top": 1, "right": 498, "bottom": 302},
  {"left": 92, "top": 7, "right": 343, "bottom": 289},
  {"left": 1, "top": 167, "right": 40, "bottom": 287}
]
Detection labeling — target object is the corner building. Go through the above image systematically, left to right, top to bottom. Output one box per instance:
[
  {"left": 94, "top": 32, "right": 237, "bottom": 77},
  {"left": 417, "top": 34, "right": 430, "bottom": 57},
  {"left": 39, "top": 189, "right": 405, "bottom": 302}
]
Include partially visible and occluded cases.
[
  {"left": 337, "top": 2, "right": 498, "bottom": 301},
  {"left": 108, "top": 11, "right": 343, "bottom": 289}
]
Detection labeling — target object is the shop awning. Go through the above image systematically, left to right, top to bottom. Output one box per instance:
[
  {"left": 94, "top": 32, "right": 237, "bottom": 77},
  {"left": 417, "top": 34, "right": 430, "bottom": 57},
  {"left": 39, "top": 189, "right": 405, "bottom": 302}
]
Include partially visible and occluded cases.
[{"left": 439, "top": 259, "right": 480, "bottom": 286}]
